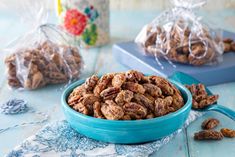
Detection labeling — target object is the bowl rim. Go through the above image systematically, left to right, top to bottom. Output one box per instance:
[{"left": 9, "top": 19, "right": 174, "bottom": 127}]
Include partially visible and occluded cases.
[{"left": 61, "top": 75, "right": 192, "bottom": 125}]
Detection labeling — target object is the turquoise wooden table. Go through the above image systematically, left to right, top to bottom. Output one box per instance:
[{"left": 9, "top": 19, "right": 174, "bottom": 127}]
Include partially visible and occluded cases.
[{"left": 0, "top": 10, "right": 235, "bottom": 157}]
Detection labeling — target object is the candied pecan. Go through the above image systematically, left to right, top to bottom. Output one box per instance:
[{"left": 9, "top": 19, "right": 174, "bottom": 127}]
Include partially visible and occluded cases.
[
  {"left": 144, "top": 32, "right": 157, "bottom": 48},
  {"left": 223, "top": 38, "right": 233, "bottom": 43},
  {"left": 190, "top": 42, "right": 206, "bottom": 57},
  {"left": 223, "top": 42, "right": 231, "bottom": 52},
  {"left": 231, "top": 42, "right": 235, "bottom": 52},
  {"left": 188, "top": 43, "right": 215, "bottom": 66},
  {"left": 182, "top": 45, "right": 190, "bottom": 54},
  {"left": 188, "top": 47, "right": 216, "bottom": 66},
  {"left": 167, "top": 48, "right": 188, "bottom": 64},
  {"left": 50, "top": 53, "right": 61, "bottom": 66},
  {"left": 173, "top": 53, "right": 188, "bottom": 64},
  {"left": 188, "top": 56, "right": 204, "bottom": 66},
  {"left": 22, "top": 63, "right": 45, "bottom": 89},
  {"left": 125, "top": 70, "right": 144, "bottom": 82},
  {"left": 30, "top": 71, "right": 44, "bottom": 89},
  {"left": 45, "top": 71, "right": 67, "bottom": 83},
  {"left": 93, "top": 73, "right": 114, "bottom": 96},
  {"left": 112, "top": 73, "right": 126, "bottom": 88},
  {"left": 85, "top": 75, "right": 99, "bottom": 91},
  {"left": 139, "top": 76, "right": 151, "bottom": 84},
  {"left": 149, "top": 76, "right": 174, "bottom": 95},
  {"left": 8, "top": 78, "right": 21, "bottom": 88},
  {"left": 122, "top": 82, "right": 145, "bottom": 94},
  {"left": 143, "top": 83, "right": 162, "bottom": 97},
  {"left": 69, "top": 84, "right": 86, "bottom": 97},
  {"left": 185, "top": 84, "right": 219, "bottom": 109},
  {"left": 185, "top": 84, "right": 197, "bottom": 96},
  {"left": 196, "top": 84, "right": 207, "bottom": 97},
  {"left": 67, "top": 85, "right": 87, "bottom": 106},
  {"left": 100, "top": 87, "right": 120, "bottom": 100},
  {"left": 115, "top": 90, "right": 133, "bottom": 105},
  {"left": 133, "top": 93, "right": 154, "bottom": 111},
  {"left": 144, "top": 93, "right": 155, "bottom": 102},
  {"left": 171, "top": 93, "right": 184, "bottom": 110},
  {"left": 80, "top": 94, "right": 100, "bottom": 113},
  {"left": 81, "top": 94, "right": 100, "bottom": 105},
  {"left": 194, "top": 94, "right": 208, "bottom": 102},
  {"left": 196, "top": 95, "right": 218, "bottom": 109},
  {"left": 205, "top": 95, "right": 219, "bottom": 104},
  {"left": 154, "top": 96, "right": 174, "bottom": 117},
  {"left": 192, "top": 99, "right": 199, "bottom": 109},
  {"left": 101, "top": 100, "right": 124, "bottom": 120},
  {"left": 93, "top": 101, "right": 104, "bottom": 119},
  {"left": 123, "top": 102, "right": 148, "bottom": 119},
  {"left": 73, "top": 103, "right": 89, "bottom": 115},
  {"left": 146, "top": 112, "right": 155, "bottom": 119},
  {"left": 121, "top": 114, "right": 132, "bottom": 120},
  {"left": 201, "top": 118, "right": 220, "bottom": 130},
  {"left": 220, "top": 128, "right": 235, "bottom": 138},
  {"left": 194, "top": 130, "right": 223, "bottom": 140}
]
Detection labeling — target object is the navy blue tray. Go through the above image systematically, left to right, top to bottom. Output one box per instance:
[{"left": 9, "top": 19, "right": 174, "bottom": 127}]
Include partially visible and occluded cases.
[{"left": 113, "top": 31, "right": 235, "bottom": 85}]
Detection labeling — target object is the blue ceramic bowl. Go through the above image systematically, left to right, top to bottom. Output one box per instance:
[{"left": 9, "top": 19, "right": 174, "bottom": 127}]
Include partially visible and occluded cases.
[{"left": 61, "top": 78, "right": 192, "bottom": 144}]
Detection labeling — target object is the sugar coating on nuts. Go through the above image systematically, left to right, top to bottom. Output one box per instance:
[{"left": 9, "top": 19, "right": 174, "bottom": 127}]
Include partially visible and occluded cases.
[
  {"left": 139, "top": 20, "right": 227, "bottom": 66},
  {"left": 223, "top": 38, "right": 235, "bottom": 52},
  {"left": 5, "top": 41, "right": 83, "bottom": 90},
  {"left": 125, "top": 70, "right": 144, "bottom": 82},
  {"left": 67, "top": 71, "right": 184, "bottom": 120},
  {"left": 93, "top": 73, "right": 114, "bottom": 96},
  {"left": 112, "top": 73, "right": 126, "bottom": 88},
  {"left": 85, "top": 75, "right": 99, "bottom": 91},
  {"left": 150, "top": 76, "right": 174, "bottom": 95},
  {"left": 122, "top": 82, "right": 145, "bottom": 94},
  {"left": 143, "top": 83, "right": 162, "bottom": 97},
  {"left": 185, "top": 84, "right": 219, "bottom": 109},
  {"left": 67, "top": 85, "right": 87, "bottom": 106},
  {"left": 100, "top": 87, "right": 120, "bottom": 100},
  {"left": 115, "top": 90, "right": 133, "bottom": 105},
  {"left": 133, "top": 93, "right": 154, "bottom": 111},
  {"left": 154, "top": 96, "right": 174, "bottom": 117},
  {"left": 101, "top": 100, "right": 124, "bottom": 120},
  {"left": 93, "top": 102, "right": 104, "bottom": 119},
  {"left": 123, "top": 102, "right": 148, "bottom": 119},
  {"left": 201, "top": 118, "right": 220, "bottom": 130},
  {"left": 220, "top": 128, "right": 235, "bottom": 138},
  {"left": 194, "top": 130, "right": 223, "bottom": 140}
]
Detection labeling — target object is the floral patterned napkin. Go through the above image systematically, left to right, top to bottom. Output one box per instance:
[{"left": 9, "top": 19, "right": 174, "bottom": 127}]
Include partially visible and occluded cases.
[{"left": 6, "top": 111, "right": 202, "bottom": 157}]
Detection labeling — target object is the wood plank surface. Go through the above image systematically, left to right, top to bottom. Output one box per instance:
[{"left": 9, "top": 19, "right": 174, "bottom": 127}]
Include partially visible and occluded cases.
[{"left": 0, "top": 9, "right": 235, "bottom": 157}]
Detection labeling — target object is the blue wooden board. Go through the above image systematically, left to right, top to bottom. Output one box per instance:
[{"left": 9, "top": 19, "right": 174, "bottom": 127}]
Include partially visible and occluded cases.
[{"left": 113, "top": 31, "right": 235, "bottom": 85}]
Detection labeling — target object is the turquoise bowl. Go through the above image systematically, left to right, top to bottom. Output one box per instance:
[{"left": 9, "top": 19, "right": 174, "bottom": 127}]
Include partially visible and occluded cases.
[{"left": 61, "top": 78, "right": 192, "bottom": 144}]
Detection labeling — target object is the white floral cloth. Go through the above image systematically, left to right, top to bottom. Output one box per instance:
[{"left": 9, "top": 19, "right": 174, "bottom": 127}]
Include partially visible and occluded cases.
[{"left": 5, "top": 111, "right": 202, "bottom": 157}]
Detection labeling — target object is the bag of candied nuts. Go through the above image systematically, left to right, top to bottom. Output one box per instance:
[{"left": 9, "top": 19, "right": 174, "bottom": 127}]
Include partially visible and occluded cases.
[
  {"left": 135, "top": 0, "right": 224, "bottom": 66},
  {"left": 4, "top": 1, "right": 84, "bottom": 90}
]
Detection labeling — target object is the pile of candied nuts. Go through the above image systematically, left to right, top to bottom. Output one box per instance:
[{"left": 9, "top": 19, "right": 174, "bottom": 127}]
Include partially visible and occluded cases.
[
  {"left": 143, "top": 20, "right": 235, "bottom": 66},
  {"left": 144, "top": 23, "right": 218, "bottom": 65},
  {"left": 223, "top": 38, "right": 235, "bottom": 52},
  {"left": 5, "top": 41, "right": 83, "bottom": 90},
  {"left": 67, "top": 70, "right": 184, "bottom": 120},
  {"left": 184, "top": 83, "right": 235, "bottom": 141},
  {"left": 185, "top": 84, "right": 219, "bottom": 109},
  {"left": 194, "top": 118, "right": 235, "bottom": 140}
]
